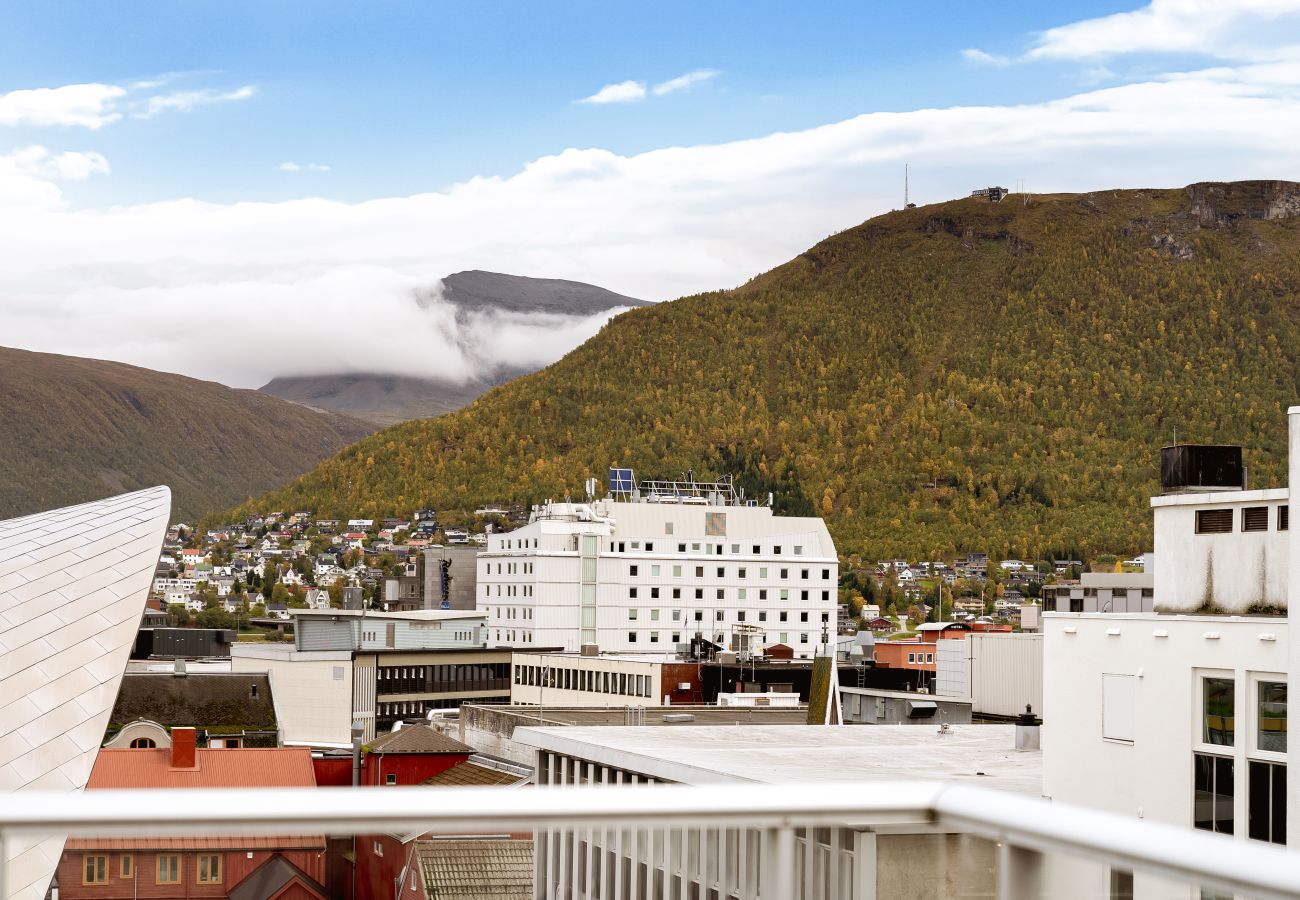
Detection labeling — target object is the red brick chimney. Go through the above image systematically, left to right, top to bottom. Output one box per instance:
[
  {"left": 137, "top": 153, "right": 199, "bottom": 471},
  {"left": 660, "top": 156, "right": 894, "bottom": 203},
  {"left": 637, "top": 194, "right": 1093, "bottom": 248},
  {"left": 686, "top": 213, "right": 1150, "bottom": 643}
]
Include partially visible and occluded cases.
[{"left": 171, "top": 727, "right": 197, "bottom": 769}]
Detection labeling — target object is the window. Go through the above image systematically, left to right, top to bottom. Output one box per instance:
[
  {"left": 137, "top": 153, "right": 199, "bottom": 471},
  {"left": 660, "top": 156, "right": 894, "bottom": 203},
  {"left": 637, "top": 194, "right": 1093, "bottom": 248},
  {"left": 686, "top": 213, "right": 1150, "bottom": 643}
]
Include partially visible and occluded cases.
[
  {"left": 1281, "top": 505, "right": 1290, "bottom": 531},
  {"left": 1243, "top": 506, "right": 1269, "bottom": 532},
  {"left": 1195, "top": 509, "right": 1233, "bottom": 534},
  {"left": 752, "top": 545, "right": 760, "bottom": 554},
  {"left": 794, "top": 545, "right": 803, "bottom": 555},
  {"left": 773, "top": 546, "right": 782, "bottom": 555},
  {"left": 629, "top": 565, "right": 639, "bottom": 577},
  {"left": 651, "top": 565, "right": 660, "bottom": 576},
  {"left": 672, "top": 565, "right": 681, "bottom": 577},
  {"left": 695, "top": 566, "right": 704, "bottom": 578},
  {"left": 716, "top": 566, "right": 725, "bottom": 578},
  {"left": 738, "top": 567, "right": 747, "bottom": 579},
  {"left": 759, "top": 567, "right": 768, "bottom": 578},
  {"left": 780, "top": 568, "right": 789, "bottom": 579},
  {"left": 822, "top": 568, "right": 830, "bottom": 579},
  {"left": 801, "top": 569, "right": 809, "bottom": 580},
  {"left": 629, "top": 587, "right": 638, "bottom": 599},
  {"left": 651, "top": 588, "right": 660, "bottom": 599},
  {"left": 672, "top": 588, "right": 681, "bottom": 599},
  {"left": 716, "top": 588, "right": 725, "bottom": 600},
  {"left": 759, "top": 589, "right": 768, "bottom": 601},
  {"left": 1070, "top": 597, "right": 1084, "bottom": 613},
  {"left": 628, "top": 609, "right": 638, "bottom": 620},
  {"left": 651, "top": 609, "right": 660, "bottom": 620},
  {"left": 672, "top": 609, "right": 681, "bottom": 620},
  {"left": 694, "top": 611, "right": 703, "bottom": 621},
  {"left": 716, "top": 611, "right": 724, "bottom": 621},
  {"left": 737, "top": 611, "right": 746, "bottom": 622},
  {"left": 759, "top": 611, "right": 767, "bottom": 622},
  {"left": 780, "top": 611, "right": 788, "bottom": 622},
  {"left": 800, "top": 612, "right": 809, "bottom": 622},
  {"left": 628, "top": 632, "right": 637, "bottom": 642},
  {"left": 650, "top": 632, "right": 660, "bottom": 643},
  {"left": 672, "top": 632, "right": 681, "bottom": 642},
  {"left": 780, "top": 632, "right": 789, "bottom": 643},
  {"left": 799, "top": 633, "right": 809, "bottom": 643},
  {"left": 908, "top": 652, "right": 916, "bottom": 663},
  {"left": 926, "top": 653, "right": 934, "bottom": 663},
  {"left": 1203, "top": 677, "right": 1235, "bottom": 746},
  {"left": 1258, "top": 681, "right": 1287, "bottom": 753},
  {"left": 129, "top": 737, "right": 156, "bottom": 748},
  {"left": 1194, "top": 753, "right": 1234, "bottom": 834},
  {"left": 1249, "top": 760, "right": 1287, "bottom": 844},
  {"left": 385, "top": 773, "right": 397, "bottom": 785},
  {"left": 197, "top": 854, "right": 222, "bottom": 884},
  {"left": 83, "top": 855, "right": 107, "bottom": 885},
  {"left": 120, "top": 855, "right": 133, "bottom": 879},
  {"left": 157, "top": 855, "right": 181, "bottom": 884}
]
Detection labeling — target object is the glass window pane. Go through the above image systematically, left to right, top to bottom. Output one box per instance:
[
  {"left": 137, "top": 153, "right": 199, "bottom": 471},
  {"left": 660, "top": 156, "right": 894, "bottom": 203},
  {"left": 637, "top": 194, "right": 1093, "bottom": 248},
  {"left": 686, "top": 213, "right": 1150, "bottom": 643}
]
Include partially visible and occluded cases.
[
  {"left": 1203, "top": 678, "right": 1235, "bottom": 746},
  {"left": 1259, "top": 681, "right": 1287, "bottom": 753},
  {"left": 1194, "top": 754, "right": 1215, "bottom": 831},
  {"left": 1214, "top": 756, "right": 1234, "bottom": 834},
  {"left": 1249, "top": 760, "right": 1271, "bottom": 842},
  {"left": 1272, "top": 761, "right": 1287, "bottom": 845}
]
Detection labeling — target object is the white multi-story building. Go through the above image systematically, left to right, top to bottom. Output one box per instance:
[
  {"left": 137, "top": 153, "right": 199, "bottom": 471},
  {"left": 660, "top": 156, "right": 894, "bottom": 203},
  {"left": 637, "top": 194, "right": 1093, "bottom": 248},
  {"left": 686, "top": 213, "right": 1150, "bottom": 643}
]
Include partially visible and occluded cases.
[
  {"left": 1042, "top": 425, "right": 1300, "bottom": 895},
  {"left": 477, "top": 473, "right": 838, "bottom": 656}
]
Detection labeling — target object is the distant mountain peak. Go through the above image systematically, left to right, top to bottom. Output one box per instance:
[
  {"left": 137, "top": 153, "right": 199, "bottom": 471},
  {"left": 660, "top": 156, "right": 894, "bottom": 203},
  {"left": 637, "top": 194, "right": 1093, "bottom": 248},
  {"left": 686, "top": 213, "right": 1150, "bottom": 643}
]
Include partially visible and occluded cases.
[{"left": 440, "top": 270, "right": 647, "bottom": 316}]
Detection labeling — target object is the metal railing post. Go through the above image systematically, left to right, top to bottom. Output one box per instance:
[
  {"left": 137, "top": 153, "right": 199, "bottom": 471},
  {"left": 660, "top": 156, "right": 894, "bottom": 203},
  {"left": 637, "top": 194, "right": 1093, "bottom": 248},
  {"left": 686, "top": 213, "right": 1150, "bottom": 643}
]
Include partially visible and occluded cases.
[{"left": 764, "top": 825, "right": 796, "bottom": 899}]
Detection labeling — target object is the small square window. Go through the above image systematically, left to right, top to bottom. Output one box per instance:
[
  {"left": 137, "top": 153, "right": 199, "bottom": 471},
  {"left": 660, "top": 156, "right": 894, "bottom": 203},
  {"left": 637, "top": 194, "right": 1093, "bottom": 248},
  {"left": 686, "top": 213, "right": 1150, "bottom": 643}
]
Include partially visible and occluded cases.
[
  {"left": 646, "top": 542, "right": 654, "bottom": 552},
  {"left": 678, "top": 543, "right": 686, "bottom": 552},
  {"left": 752, "top": 545, "right": 761, "bottom": 554},
  {"left": 630, "top": 565, "right": 639, "bottom": 576},
  {"left": 716, "top": 566, "right": 725, "bottom": 578},
  {"left": 651, "top": 587, "right": 660, "bottom": 599},
  {"left": 673, "top": 587, "right": 681, "bottom": 599},
  {"left": 695, "top": 588, "right": 704, "bottom": 599},
  {"left": 716, "top": 588, "right": 724, "bottom": 600},
  {"left": 629, "top": 609, "right": 638, "bottom": 620},
  {"left": 800, "top": 612, "right": 809, "bottom": 622},
  {"left": 629, "top": 632, "right": 637, "bottom": 642},
  {"left": 800, "top": 633, "right": 809, "bottom": 643},
  {"left": 385, "top": 773, "right": 397, "bottom": 785}
]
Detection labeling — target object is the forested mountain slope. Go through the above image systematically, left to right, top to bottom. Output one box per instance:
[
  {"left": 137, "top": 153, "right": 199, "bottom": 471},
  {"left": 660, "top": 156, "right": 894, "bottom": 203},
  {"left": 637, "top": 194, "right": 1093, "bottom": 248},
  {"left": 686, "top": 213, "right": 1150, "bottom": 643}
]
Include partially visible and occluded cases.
[
  {"left": 228, "top": 182, "right": 1300, "bottom": 560},
  {"left": 0, "top": 347, "right": 375, "bottom": 521}
]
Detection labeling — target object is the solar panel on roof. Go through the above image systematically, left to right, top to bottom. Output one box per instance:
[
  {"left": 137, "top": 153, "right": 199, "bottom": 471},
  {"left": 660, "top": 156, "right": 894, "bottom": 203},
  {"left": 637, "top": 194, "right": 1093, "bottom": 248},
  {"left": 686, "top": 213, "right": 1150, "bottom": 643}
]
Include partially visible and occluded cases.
[{"left": 609, "top": 467, "right": 635, "bottom": 494}]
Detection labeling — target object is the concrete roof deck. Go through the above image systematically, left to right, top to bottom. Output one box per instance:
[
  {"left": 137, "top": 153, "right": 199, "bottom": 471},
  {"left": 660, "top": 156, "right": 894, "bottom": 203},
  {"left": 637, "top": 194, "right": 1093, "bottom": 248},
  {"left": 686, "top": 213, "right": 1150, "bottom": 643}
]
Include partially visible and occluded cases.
[
  {"left": 471, "top": 704, "right": 808, "bottom": 728},
  {"left": 512, "top": 724, "right": 1041, "bottom": 796}
]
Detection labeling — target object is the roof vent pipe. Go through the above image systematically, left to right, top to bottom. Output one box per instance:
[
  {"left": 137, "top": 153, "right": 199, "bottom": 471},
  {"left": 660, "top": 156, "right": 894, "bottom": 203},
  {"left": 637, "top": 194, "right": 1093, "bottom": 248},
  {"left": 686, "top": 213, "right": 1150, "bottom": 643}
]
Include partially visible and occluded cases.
[{"left": 1015, "top": 704, "right": 1042, "bottom": 751}]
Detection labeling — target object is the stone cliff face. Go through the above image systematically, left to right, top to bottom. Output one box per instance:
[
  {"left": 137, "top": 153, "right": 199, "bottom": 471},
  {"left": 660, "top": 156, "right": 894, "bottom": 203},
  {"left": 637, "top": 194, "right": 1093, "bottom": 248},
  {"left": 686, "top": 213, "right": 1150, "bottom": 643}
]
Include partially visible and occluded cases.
[{"left": 1186, "top": 180, "right": 1300, "bottom": 227}]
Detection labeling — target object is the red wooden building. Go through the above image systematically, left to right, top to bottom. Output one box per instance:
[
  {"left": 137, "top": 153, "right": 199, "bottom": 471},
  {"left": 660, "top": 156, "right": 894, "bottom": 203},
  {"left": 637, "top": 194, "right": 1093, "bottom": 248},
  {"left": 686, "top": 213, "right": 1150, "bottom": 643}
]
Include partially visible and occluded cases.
[
  {"left": 310, "top": 725, "right": 475, "bottom": 788},
  {"left": 57, "top": 729, "right": 329, "bottom": 900}
]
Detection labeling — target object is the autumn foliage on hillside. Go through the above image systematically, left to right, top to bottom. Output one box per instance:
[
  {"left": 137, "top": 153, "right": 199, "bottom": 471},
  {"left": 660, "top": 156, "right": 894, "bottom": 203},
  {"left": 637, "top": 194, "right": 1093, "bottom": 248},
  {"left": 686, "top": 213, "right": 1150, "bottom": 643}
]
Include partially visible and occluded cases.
[{"left": 230, "top": 185, "right": 1300, "bottom": 560}]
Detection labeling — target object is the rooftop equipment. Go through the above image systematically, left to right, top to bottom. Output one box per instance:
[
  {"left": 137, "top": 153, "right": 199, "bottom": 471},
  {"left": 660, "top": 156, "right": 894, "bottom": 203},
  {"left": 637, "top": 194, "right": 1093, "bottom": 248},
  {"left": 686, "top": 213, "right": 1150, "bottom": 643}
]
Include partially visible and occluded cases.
[{"left": 1159, "top": 445, "right": 1245, "bottom": 494}]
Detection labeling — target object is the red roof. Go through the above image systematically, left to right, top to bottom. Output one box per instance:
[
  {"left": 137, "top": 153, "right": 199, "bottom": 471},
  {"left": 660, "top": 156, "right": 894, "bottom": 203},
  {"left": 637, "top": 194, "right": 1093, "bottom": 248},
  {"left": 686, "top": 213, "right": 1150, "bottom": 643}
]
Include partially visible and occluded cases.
[
  {"left": 89, "top": 748, "right": 318, "bottom": 789},
  {"left": 65, "top": 835, "right": 325, "bottom": 851}
]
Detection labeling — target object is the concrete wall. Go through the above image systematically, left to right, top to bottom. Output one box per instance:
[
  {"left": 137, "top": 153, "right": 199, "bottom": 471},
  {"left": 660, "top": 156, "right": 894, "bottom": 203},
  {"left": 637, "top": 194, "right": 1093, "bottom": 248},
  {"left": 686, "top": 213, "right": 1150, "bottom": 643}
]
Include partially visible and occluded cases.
[
  {"left": 1151, "top": 489, "right": 1289, "bottom": 612},
  {"left": 230, "top": 646, "right": 353, "bottom": 747}
]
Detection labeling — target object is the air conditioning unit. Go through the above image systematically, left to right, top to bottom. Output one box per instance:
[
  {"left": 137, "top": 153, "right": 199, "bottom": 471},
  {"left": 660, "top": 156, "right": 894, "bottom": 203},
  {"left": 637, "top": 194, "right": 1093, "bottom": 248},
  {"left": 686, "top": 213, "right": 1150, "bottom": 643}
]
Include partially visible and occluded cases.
[{"left": 677, "top": 682, "right": 692, "bottom": 691}]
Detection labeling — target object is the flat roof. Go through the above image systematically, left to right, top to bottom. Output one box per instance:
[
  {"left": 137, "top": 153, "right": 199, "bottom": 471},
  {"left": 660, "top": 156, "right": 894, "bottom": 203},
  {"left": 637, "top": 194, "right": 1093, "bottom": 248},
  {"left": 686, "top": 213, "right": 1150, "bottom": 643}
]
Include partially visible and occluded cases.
[
  {"left": 1150, "top": 487, "right": 1287, "bottom": 508},
  {"left": 291, "top": 609, "right": 485, "bottom": 621},
  {"left": 510, "top": 651, "right": 679, "bottom": 665},
  {"left": 469, "top": 704, "right": 807, "bottom": 728},
  {"left": 513, "top": 724, "right": 1040, "bottom": 795}
]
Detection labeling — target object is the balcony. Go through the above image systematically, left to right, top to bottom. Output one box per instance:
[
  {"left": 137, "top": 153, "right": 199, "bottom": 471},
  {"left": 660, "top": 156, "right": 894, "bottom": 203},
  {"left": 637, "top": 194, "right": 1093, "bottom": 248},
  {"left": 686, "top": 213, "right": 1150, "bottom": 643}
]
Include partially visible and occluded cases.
[{"left": 4, "top": 780, "right": 1300, "bottom": 899}]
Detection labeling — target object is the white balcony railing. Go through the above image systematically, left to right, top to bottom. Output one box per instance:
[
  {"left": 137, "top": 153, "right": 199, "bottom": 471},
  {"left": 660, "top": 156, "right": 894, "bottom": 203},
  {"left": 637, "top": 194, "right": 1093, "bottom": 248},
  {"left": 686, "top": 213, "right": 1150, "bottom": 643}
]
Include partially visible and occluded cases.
[{"left": 4, "top": 780, "right": 1300, "bottom": 899}]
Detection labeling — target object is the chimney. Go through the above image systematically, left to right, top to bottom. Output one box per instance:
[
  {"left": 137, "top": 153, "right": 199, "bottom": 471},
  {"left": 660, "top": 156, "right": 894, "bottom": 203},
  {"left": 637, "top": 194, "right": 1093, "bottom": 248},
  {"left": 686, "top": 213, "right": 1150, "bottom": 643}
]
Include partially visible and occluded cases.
[{"left": 171, "top": 726, "right": 197, "bottom": 769}]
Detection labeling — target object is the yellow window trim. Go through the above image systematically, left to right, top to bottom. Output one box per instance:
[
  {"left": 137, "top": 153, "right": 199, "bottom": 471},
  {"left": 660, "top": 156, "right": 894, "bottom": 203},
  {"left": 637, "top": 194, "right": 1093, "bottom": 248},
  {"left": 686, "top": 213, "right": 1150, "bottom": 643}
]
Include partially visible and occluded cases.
[
  {"left": 82, "top": 854, "right": 108, "bottom": 885},
  {"left": 156, "top": 855, "right": 181, "bottom": 884}
]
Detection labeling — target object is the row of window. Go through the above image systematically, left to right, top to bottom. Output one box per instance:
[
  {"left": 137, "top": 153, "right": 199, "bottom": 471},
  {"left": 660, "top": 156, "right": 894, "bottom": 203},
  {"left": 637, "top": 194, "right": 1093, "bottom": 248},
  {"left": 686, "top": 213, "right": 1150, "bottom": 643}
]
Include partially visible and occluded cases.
[
  {"left": 1194, "top": 505, "right": 1289, "bottom": 535},
  {"left": 495, "top": 538, "right": 539, "bottom": 550},
  {"left": 610, "top": 540, "right": 808, "bottom": 556},
  {"left": 486, "top": 562, "right": 534, "bottom": 574},
  {"left": 628, "top": 564, "right": 830, "bottom": 581},
  {"left": 485, "top": 584, "right": 535, "bottom": 597},
  {"left": 630, "top": 586, "right": 832, "bottom": 603},
  {"left": 497, "top": 606, "right": 534, "bottom": 619},
  {"left": 629, "top": 608, "right": 827, "bottom": 624},
  {"left": 496, "top": 629, "right": 534, "bottom": 643},
  {"left": 629, "top": 630, "right": 813, "bottom": 645},
  {"left": 907, "top": 651, "right": 935, "bottom": 664},
  {"left": 375, "top": 662, "right": 511, "bottom": 695},
  {"left": 515, "top": 663, "right": 653, "bottom": 698},
  {"left": 1201, "top": 676, "right": 1286, "bottom": 752},
  {"left": 82, "top": 853, "right": 220, "bottom": 886}
]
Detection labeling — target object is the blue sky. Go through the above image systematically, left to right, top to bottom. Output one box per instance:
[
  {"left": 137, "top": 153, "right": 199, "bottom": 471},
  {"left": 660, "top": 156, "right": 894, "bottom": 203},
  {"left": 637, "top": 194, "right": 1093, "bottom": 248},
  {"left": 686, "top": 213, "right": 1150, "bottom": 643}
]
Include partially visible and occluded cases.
[
  {"left": 0, "top": 0, "right": 1144, "bottom": 206},
  {"left": 3, "top": 1, "right": 1300, "bottom": 386}
]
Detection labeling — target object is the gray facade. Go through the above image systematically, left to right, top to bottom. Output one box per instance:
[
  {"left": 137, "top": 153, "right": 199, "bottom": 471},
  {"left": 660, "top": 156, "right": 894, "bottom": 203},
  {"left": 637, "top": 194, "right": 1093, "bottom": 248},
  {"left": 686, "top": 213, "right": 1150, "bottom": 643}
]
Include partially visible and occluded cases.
[
  {"left": 1042, "top": 572, "right": 1154, "bottom": 613},
  {"left": 294, "top": 610, "right": 488, "bottom": 652},
  {"left": 840, "top": 686, "right": 973, "bottom": 725}
]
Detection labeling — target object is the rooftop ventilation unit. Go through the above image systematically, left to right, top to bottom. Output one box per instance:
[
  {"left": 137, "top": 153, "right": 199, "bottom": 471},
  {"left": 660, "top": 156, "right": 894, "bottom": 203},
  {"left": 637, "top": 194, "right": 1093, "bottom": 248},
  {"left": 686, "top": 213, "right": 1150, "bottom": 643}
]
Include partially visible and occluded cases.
[
  {"left": 1160, "top": 445, "right": 1245, "bottom": 494},
  {"left": 662, "top": 713, "right": 696, "bottom": 724}
]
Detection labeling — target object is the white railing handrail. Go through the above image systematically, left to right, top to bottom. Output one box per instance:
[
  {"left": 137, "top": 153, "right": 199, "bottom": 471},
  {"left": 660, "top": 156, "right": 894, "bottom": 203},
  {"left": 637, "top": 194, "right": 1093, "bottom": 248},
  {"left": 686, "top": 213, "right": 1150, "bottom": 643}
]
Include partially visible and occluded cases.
[{"left": 3, "top": 781, "right": 1300, "bottom": 899}]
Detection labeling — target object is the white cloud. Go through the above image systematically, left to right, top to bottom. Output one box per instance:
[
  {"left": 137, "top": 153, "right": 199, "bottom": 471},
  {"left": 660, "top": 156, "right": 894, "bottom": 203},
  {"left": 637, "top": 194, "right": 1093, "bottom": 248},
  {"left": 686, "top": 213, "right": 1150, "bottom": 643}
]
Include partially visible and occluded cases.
[
  {"left": 1027, "top": 0, "right": 1300, "bottom": 60},
  {"left": 960, "top": 48, "right": 1011, "bottom": 67},
  {"left": 4, "top": 51, "right": 1300, "bottom": 388},
  {"left": 652, "top": 69, "right": 719, "bottom": 95},
  {"left": 578, "top": 80, "right": 647, "bottom": 104},
  {"left": 0, "top": 83, "right": 125, "bottom": 129},
  {"left": 135, "top": 85, "right": 257, "bottom": 119},
  {"left": 279, "top": 161, "right": 331, "bottom": 173}
]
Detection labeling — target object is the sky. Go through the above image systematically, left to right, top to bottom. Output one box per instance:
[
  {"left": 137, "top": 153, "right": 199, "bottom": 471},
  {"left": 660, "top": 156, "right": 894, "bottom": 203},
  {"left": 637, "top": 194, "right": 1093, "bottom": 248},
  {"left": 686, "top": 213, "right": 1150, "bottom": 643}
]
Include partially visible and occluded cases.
[{"left": 3, "top": 0, "right": 1300, "bottom": 387}]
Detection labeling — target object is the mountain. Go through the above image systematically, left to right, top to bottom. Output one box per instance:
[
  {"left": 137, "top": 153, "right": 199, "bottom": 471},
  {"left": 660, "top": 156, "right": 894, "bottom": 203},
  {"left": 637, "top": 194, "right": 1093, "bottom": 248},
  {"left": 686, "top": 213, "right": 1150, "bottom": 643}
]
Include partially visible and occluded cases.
[
  {"left": 227, "top": 181, "right": 1300, "bottom": 561},
  {"left": 259, "top": 271, "right": 647, "bottom": 425},
  {"left": 0, "top": 347, "right": 376, "bottom": 521}
]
